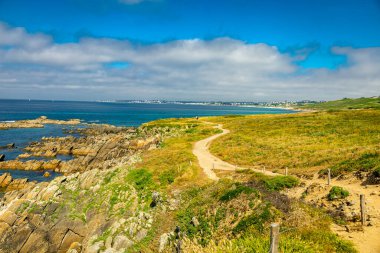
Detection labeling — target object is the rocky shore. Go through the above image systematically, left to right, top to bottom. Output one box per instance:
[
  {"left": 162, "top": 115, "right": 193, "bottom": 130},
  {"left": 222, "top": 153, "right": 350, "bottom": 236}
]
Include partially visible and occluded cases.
[
  {"left": 0, "top": 116, "right": 81, "bottom": 130},
  {"left": 0, "top": 117, "right": 181, "bottom": 253},
  {"left": 0, "top": 122, "right": 160, "bottom": 174},
  {"left": 0, "top": 167, "right": 162, "bottom": 253},
  {"left": 0, "top": 173, "right": 34, "bottom": 192}
]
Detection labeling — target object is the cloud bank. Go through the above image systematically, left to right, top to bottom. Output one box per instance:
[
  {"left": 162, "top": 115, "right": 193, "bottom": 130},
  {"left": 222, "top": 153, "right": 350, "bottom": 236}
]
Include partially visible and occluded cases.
[{"left": 0, "top": 22, "right": 379, "bottom": 101}]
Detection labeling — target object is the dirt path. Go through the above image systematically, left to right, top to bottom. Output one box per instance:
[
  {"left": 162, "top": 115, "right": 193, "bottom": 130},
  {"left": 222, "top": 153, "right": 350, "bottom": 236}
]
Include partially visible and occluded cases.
[
  {"left": 193, "top": 122, "right": 380, "bottom": 252},
  {"left": 192, "top": 123, "right": 278, "bottom": 181},
  {"left": 290, "top": 176, "right": 380, "bottom": 253}
]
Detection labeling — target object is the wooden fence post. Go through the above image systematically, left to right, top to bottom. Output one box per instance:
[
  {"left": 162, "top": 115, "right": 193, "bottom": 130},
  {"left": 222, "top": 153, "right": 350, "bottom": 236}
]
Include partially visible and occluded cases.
[
  {"left": 285, "top": 167, "right": 288, "bottom": 176},
  {"left": 327, "top": 168, "right": 331, "bottom": 185},
  {"left": 360, "top": 194, "right": 366, "bottom": 226},
  {"left": 269, "top": 223, "right": 279, "bottom": 253}
]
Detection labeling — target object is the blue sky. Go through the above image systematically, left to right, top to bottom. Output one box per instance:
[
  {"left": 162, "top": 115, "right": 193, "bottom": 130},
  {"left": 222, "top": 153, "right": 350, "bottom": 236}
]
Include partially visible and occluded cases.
[{"left": 0, "top": 0, "right": 379, "bottom": 101}]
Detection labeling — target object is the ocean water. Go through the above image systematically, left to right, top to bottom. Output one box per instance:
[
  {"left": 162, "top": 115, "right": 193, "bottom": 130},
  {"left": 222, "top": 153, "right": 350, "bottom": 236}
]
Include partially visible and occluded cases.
[
  {"left": 0, "top": 99, "right": 295, "bottom": 182},
  {"left": 0, "top": 99, "right": 295, "bottom": 126},
  {"left": 0, "top": 124, "right": 77, "bottom": 160},
  {"left": 0, "top": 169, "right": 61, "bottom": 182}
]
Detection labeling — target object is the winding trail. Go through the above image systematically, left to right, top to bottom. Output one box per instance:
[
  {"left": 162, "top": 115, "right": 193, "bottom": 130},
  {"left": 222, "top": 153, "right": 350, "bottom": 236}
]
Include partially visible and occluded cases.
[
  {"left": 192, "top": 122, "right": 380, "bottom": 253},
  {"left": 192, "top": 123, "right": 278, "bottom": 180}
]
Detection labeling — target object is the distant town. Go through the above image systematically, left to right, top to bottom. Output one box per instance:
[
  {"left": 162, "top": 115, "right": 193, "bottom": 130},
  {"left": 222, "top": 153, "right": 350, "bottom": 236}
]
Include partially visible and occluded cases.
[{"left": 97, "top": 99, "right": 325, "bottom": 108}]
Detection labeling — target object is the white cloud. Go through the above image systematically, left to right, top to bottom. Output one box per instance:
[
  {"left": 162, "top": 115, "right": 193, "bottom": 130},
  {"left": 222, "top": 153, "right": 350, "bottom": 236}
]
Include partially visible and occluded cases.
[
  {"left": 0, "top": 22, "right": 379, "bottom": 101},
  {"left": 0, "top": 23, "right": 51, "bottom": 49}
]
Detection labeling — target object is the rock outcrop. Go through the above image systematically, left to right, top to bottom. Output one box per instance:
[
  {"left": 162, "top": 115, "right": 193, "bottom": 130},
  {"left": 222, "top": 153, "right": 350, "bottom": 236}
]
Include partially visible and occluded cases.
[
  {"left": 0, "top": 116, "right": 80, "bottom": 130},
  {"left": 0, "top": 121, "right": 184, "bottom": 252},
  {"left": 17, "top": 125, "right": 161, "bottom": 174},
  {"left": 0, "top": 143, "right": 15, "bottom": 149},
  {"left": 0, "top": 166, "right": 163, "bottom": 253},
  {"left": 0, "top": 173, "right": 33, "bottom": 192}
]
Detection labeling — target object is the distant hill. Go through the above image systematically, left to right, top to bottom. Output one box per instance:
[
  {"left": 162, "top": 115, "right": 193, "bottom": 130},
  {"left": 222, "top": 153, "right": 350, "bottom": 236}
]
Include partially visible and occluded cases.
[{"left": 298, "top": 96, "right": 380, "bottom": 110}]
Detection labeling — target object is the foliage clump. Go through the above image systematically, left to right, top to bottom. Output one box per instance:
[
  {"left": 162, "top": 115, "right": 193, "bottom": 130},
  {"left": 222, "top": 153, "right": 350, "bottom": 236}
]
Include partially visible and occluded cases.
[
  {"left": 209, "top": 110, "right": 380, "bottom": 176},
  {"left": 321, "top": 152, "right": 380, "bottom": 177},
  {"left": 373, "top": 167, "right": 380, "bottom": 177},
  {"left": 125, "top": 168, "right": 154, "bottom": 190},
  {"left": 261, "top": 176, "right": 300, "bottom": 191},
  {"left": 219, "top": 183, "right": 258, "bottom": 201},
  {"left": 327, "top": 186, "right": 349, "bottom": 201},
  {"left": 232, "top": 204, "right": 273, "bottom": 234}
]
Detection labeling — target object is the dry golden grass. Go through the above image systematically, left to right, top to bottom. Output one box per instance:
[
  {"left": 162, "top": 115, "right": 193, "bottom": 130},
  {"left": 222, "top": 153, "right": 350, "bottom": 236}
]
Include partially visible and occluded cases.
[
  {"left": 206, "top": 110, "right": 380, "bottom": 175},
  {"left": 136, "top": 117, "right": 219, "bottom": 189}
]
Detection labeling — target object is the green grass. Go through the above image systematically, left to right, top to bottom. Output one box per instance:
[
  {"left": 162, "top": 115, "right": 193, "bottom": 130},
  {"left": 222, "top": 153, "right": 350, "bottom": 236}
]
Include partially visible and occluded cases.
[
  {"left": 298, "top": 96, "right": 380, "bottom": 110},
  {"left": 34, "top": 110, "right": 362, "bottom": 252},
  {"left": 208, "top": 110, "right": 380, "bottom": 175},
  {"left": 131, "top": 115, "right": 359, "bottom": 252},
  {"left": 137, "top": 118, "right": 220, "bottom": 188},
  {"left": 320, "top": 152, "right": 380, "bottom": 177},
  {"left": 373, "top": 167, "right": 380, "bottom": 177},
  {"left": 125, "top": 168, "right": 154, "bottom": 191},
  {"left": 261, "top": 176, "right": 300, "bottom": 191},
  {"left": 176, "top": 179, "right": 356, "bottom": 253},
  {"left": 219, "top": 183, "right": 259, "bottom": 201},
  {"left": 327, "top": 186, "right": 349, "bottom": 201},
  {"left": 232, "top": 203, "right": 273, "bottom": 234}
]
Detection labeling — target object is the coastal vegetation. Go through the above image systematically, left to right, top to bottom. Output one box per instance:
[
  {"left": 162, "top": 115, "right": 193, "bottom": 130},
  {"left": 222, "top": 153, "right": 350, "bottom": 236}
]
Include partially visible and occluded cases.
[
  {"left": 297, "top": 96, "right": 380, "bottom": 110},
  {"left": 2, "top": 97, "right": 379, "bottom": 252},
  {"left": 208, "top": 110, "right": 380, "bottom": 176},
  {"left": 131, "top": 115, "right": 358, "bottom": 252},
  {"left": 327, "top": 186, "right": 350, "bottom": 201}
]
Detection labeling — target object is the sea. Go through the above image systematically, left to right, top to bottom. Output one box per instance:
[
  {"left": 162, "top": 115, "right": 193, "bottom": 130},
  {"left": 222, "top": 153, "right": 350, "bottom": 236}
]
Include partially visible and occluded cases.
[{"left": 0, "top": 99, "right": 295, "bottom": 183}]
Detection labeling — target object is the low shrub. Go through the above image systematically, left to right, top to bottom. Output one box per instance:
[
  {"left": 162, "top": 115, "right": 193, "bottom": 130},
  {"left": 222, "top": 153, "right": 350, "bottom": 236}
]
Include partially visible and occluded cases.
[
  {"left": 320, "top": 152, "right": 380, "bottom": 177},
  {"left": 373, "top": 167, "right": 380, "bottom": 177},
  {"left": 126, "top": 168, "right": 154, "bottom": 190},
  {"left": 159, "top": 169, "right": 176, "bottom": 185},
  {"left": 261, "top": 176, "right": 300, "bottom": 191},
  {"left": 219, "top": 183, "right": 258, "bottom": 202},
  {"left": 327, "top": 186, "right": 349, "bottom": 201},
  {"left": 233, "top": 204, "right": 273, "bottom": 234}
]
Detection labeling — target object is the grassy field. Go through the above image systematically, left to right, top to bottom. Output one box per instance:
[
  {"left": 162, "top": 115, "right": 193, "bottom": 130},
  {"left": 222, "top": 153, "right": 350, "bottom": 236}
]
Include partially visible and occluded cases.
[
  {"left": 298, "top": 96, "right": 380, "bottom": 110},
  {"left": 128, "top": 100, "right": 380, "bottom": 252},
  {"left": 208, "top": 110, "right": 380, "bottom": 175},
  {"left": 129, "top": 114, "right": 358, "bottom": 252},
  {"left": 137, "top": 117, "right": 220, "bottom": 188}
]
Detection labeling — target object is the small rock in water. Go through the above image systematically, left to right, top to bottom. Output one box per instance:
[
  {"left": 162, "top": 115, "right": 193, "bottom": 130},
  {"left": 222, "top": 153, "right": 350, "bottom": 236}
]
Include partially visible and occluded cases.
[
  {"left": 0, "top": 143, "right": 15, "bottom": 149},
  {"left": 7, "top": 143, "right": 15, "bottom": 149},
  {"left": 0, "top": 154, "right": 5, "bottom": 162},
  {"left": 43, "top": 171, "right": 51, "bottom": 178}
]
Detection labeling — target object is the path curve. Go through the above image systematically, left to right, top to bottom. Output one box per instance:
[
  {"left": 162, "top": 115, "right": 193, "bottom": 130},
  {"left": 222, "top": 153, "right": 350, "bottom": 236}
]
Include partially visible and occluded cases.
[
  {"left": 193, "top": 122, "right": 380, "bottom": 252},
  {"left": 192, "top": 123, "right": 278, "bottom": 180}
]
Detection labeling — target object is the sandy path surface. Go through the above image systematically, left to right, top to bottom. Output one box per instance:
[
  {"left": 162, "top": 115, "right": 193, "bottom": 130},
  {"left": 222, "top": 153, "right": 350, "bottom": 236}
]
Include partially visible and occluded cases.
[
  {"left": 193, "top": 122, "right": 380, "bottom": 252},
  {"left": 192, "top": 123, "right": 278, "bottom": 180},
  {"left": 306, "top": 177, "right": 380, "bottom": 253}
]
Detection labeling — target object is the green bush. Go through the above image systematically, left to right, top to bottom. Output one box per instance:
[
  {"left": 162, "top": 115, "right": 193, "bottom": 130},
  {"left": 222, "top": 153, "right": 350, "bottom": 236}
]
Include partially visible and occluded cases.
[
  {"left": 321, "top": 152, "right": 380, "bottom": 177},
  {"left": 373, "top": 167, "right": 380, "bottom": 177},
  {"left": 126, "top": 168, "right": 154, "bottom": 190},
  {"left": 159, "top": 169, "right": 176, "bottom": 185},
  {"left": 261, "top": 176, "right": 300, "bottom": 191},
  {"left": 219, "top": 183, "right": 258, "bottom": 202},
  {"left": 327, "top": 186, "right": 349, "bottom": 201},
  {"left": 233, "top": 204, "right": 273, "bottom": 234}
]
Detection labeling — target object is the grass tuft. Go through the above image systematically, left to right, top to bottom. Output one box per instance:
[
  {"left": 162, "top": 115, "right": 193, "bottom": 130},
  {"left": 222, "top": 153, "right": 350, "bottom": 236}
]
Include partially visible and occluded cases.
[{"left": 327, "top": 186, "right": 349, "bottom": 201}]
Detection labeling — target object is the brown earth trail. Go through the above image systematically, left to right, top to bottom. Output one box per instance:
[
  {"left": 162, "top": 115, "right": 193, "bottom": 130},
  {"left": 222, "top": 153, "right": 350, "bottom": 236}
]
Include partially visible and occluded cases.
[{"left": 192, "top": 122, "right": 380, "bottom": 253}]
